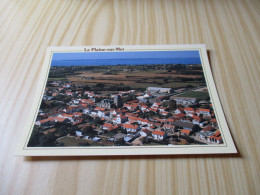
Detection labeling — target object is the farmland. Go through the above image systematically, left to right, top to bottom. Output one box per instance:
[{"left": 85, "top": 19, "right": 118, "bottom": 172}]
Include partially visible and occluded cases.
[
  {"left": 50, "top": 64, "right": 205, "bottom": 91},
  {"left": 176, "top": 91, "right": 210, "bottom": 99}
]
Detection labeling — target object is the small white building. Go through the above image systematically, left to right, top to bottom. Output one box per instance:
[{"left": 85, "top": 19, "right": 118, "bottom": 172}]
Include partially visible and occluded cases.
[
  {"left": 146, "top": 87, "right": 172, "bottom": 94},
  {"left": 170, "top": 97, "right": 196, "bottom": 106},
  {"left": 113, "top": 115, "right": 128, "bottom": 124},
  {"left": 122, "top": 124, "right": 140, "bottom": 133},
  {"left": 139, "top": 129, "right": 152, "bottom": 137},
  {"left": 76, "top": 131, "right": 83, "bottom": 137},
  {"left": 152, "top": 131, "right": 167, "bottom": 140}
]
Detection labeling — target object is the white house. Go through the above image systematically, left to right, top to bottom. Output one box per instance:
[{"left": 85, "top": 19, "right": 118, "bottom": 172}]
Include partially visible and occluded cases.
[
  {"left": 65, "top": 84, "right": 71, "bottom": 88},
  {"left": 146, "top": 87, "right": 172, "bottom": 94},
  {"left": 66, "top": 91, "right": 73, "bottom": 96},
  {"left": 144, "top": 93, "right": 153, "bottom": 98},
  {"left": 170, "top": 97, "right": 196, "bottom": 106},
  {"left": 72, "top": 99, "right": 80, "bottom": 104},
  {"left": 151, "top": 102, "right": 161, "bottom": 109},
  {"left": 123, "top": 103, "right": 132, "bottom": 110},
  {"left": 140, "top": 105, "right": 148, "bottom": 112},
  {"left": 94, "top": 107, "right": 106, "bottom": 117},
  {"left": 158, "top": 107, "right": 167, "bottom": 112},
  {"left": 183, "top": 107, "right": 195, "bottom": 116},
  {"left": 83, "top": 108, "right": 92, "bottom": 114},
  {"left": 174, "top": 108, "right": 184, "bottom": 114},
  {"left": 197, "top": 108, "right": 211, "bottom": 116},
  {"left": 110, "top": 109, "right": 121, "bottom": 116},
  {"left": 97, "top": 111, "right": 105, "bottom": 117},
  {"left": 159, "top": 111, "right": 168, "bottom": 116},
  {"left": 58, "top": 114, "right": 74, "bottom": 122},
  {"left": 113, "top": 115, "right": 127, "bottom": 124},
  {"left": 192, "top": 116, "right": 202, "bottom": 125},
  {"left": 140, "top": 119, "right": 149, "bottom": 125},
  {"left": 102, "top": 123, "right": 117, "bottom": 131},
  {"left": 122, "top": 124, "right": 140, "bottom": 133},
  {"left": 162, "top": 124, "right": 175, "bottom": 132},
  {"left": 139, "top": 129, "right": 152, "bottom": 137},
  {"left": 180, "top": 129, "right": 192, "bottom": 136},
  {"left": 76, "top": 131, "right": 83, "bottom": 137},
  {"left": 152, "top": 131, "right": 167, "bottom": 140},
  {"left": 198, "top": 131, "right": 214, "bottom": 140},
  {"left": 207, "top": 131, "right": 223, "bottom": 144},
  {"left": 124, "top": 134, "right": 135, "bottom": 142}
]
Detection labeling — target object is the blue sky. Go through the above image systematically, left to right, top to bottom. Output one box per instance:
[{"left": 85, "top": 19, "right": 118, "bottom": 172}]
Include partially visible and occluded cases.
[{"left": 51, "top": 50, "right": 201, "bottom": 66}]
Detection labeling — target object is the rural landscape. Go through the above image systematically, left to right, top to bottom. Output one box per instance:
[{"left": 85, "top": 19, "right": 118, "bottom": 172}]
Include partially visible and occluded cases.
[{"left": 28, "top": 53, "right": 223, "bottom": 147}]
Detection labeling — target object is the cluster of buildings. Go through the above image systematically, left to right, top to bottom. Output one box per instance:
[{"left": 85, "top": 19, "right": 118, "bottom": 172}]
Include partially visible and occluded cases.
[{"left": 35, "top": 81, "right": 223, "bottom": 146}]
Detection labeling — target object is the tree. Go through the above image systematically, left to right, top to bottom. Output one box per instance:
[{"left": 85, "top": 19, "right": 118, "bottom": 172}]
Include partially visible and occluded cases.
[
  {"left": 163, "top": 78, "right": 169, "bottom": 83},
  {"left": 94, "top": 83, "right": 105, "bottom": 90},
  {"left": 83, "top": 85, "right": 90, "bottom": 90},
  {"left": 186, "top": 85, "right": 194, "bottom": 88},
  {"left": 123, "top": 94, "right": 136, "bottom": 103},
  {"left": 162, "top": 96, "right": 170, "bottom": 100},
  {"left": 63, "top": 97, "right": 72, "bottom": 104},
  {"left": 95, "top": 97, "right": 103, "bottom": 103},
  {"left": 169, "top": 100, "right": 177, "bottom": 110},
  {"left": 40, "top": 101, "right": 49, "bottom": 109},
  {"left": 162, "top": 101, "right": 168, "bottom": 108},
  {"left": 166, "top": 113, "right": 172, "bottom": 117},
  {"left": 82, "top": 114, "right": 94, "bottom": 123},
  {"left": 94, "top": 117, "right": 104, "bottom": 125},
  {"left": 55, "top": 121, "right": 71, "bottom": 128},
  {"left": 57, "top": 126, "right": 68, "bottom": 137},
  {"left": 68, "top": 126, "right": 78, "bottom": 136},
  {"left": 82, "top": 126, "right": 96, "bottom": 136},
  {"left": 27, "top": 128, "right": 44, "bottom": 147},
  {"left": 121, "top": 128, "right": 127, "bottom": 134},
  {"left": 39, "top": 133, "right": 57, "bottom": 146},
  {"left": 185, "top": 137, "right": 194, "bottom": 144},
  {"left": 115, "top": 138, "right": 125, "bottom": 146},
  {"left": 56, "top": 142, "right": 65, "bottom": 146},
  {"left": 78, "top": 142, "right": 90, "bottom": 146}
]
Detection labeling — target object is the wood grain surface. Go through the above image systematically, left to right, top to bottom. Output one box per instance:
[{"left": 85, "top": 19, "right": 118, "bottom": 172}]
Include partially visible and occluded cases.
[{"left": 0, "top": 0, "right": 259, "bottom": 194}]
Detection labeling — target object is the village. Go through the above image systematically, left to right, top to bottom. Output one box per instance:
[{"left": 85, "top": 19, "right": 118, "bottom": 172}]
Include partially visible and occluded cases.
[{"left": 29, "top": 78, "right": 223, "bottom": 147}]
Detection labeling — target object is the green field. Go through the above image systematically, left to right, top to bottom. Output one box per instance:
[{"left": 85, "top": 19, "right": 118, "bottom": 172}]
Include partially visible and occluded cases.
[
  {"left": 48, "top": 78, "right": 68, "bottom": 81},
  {"left": 129, "top": 81, "right": 204, "bottom": 90},
  {"left": 177, "top": 91, "right": 209, "bottom": 99}
]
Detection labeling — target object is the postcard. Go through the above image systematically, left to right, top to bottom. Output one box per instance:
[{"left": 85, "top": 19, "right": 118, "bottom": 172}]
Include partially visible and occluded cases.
[{"left": 17, "top": 45, "right": 237, "bottom": 156}]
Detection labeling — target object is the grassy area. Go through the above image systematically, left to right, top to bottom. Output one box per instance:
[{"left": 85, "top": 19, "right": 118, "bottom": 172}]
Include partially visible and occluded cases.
[
  {"left": 52, "top": 65, "right": 206, "bottom": 91},
  {"left": 69, "top": 75, "right": 204, "bottom": 90},
  {"left": 48, "top": 78, "right": 68, "bottom": 81},
  {"left": 126, "top": 81, "right": 204, "bottom": 90},
  {"left": 176, "top": 91, "right": 209, "bottom": 99},
  {"left": 58, "top": 136, "right": 89, "bottom": 146}
]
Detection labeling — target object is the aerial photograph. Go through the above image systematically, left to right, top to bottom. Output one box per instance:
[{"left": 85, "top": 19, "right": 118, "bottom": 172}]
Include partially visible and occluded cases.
[{"left": 27, "top": 50, "right": 223, "bottom": 147}]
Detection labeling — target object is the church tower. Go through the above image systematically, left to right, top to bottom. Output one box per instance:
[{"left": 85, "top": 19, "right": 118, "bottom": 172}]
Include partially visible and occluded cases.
[{"left": 114, "top": 95, "right": 123, "bottom": 108}]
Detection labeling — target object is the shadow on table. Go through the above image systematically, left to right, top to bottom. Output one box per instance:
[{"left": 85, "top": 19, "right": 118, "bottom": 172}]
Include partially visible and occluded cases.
[{"left": 24, "top": 152, "right": 241, "bottom": 162}]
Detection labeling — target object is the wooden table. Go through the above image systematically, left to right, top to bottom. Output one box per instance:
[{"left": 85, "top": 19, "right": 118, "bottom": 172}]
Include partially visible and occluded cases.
[{"left": 1, "top": 0, "right": 259, "bottom": 194}]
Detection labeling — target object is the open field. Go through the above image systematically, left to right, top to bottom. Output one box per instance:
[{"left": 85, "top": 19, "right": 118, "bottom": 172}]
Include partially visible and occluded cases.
[
  {"left": 47, "top": 65, "right": 206, "bottom": 91},
  {"left": 66, "top": 69, "right": 204, "bottom": 90},
  {"left": 77, "top": 71, "right": 202, "bottom": 79},
  {"left": 68, "top": 77, "right": 204, "bottom": 90},
  {"left": 48, "top": 78, "right": 68, "bottom": 81},
  {"left": 176, "top": 91, "right": 210, "bottom": 99},
  {"left": 58, "top": 136, "right": 103, "bottom": 147}
]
